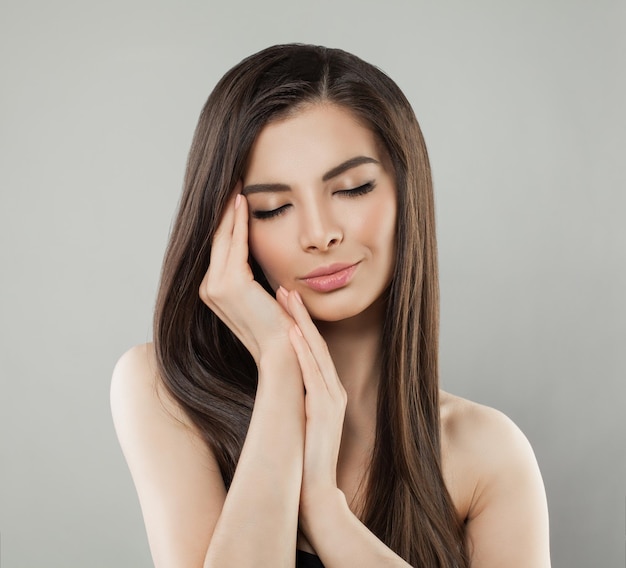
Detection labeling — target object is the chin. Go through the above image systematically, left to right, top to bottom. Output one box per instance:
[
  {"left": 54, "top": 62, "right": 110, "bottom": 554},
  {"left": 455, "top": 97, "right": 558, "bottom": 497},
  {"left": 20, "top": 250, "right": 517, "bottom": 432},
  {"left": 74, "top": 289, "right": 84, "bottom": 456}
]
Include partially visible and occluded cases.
[
  {"left": 305, "top": 292, "right": 386, "bottom": 325},
  {"left": 309, "top": 309, "right": 355, "bottom": 323}
]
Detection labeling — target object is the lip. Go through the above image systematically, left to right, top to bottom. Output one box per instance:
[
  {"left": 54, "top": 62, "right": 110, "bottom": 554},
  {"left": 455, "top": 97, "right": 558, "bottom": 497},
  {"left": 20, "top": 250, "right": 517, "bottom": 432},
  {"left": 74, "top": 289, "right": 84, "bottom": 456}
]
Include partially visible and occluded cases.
[
  {"left": 300, "top": 262, "right": 360, "bottom": 292},
  {"left": 302, "top": 262, "right": 358, "bottom": 279}
]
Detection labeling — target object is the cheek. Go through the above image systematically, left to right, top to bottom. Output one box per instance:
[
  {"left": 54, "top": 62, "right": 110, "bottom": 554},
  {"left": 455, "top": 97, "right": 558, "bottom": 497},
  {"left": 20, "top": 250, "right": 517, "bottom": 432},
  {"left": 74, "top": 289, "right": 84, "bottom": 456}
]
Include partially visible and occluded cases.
[
  {"left": 357, "top": 195, "right": 397, "bottom": 254},
  {"left": 248, "top": 226, "right": 286, "bottom": 285}
]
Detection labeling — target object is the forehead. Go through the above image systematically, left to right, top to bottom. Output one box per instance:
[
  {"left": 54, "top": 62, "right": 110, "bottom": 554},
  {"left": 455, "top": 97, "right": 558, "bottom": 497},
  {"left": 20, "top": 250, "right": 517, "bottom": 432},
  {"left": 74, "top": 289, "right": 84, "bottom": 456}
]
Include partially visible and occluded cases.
[{"left": 245, "top": 104, "right": 382, "bottom": 183}]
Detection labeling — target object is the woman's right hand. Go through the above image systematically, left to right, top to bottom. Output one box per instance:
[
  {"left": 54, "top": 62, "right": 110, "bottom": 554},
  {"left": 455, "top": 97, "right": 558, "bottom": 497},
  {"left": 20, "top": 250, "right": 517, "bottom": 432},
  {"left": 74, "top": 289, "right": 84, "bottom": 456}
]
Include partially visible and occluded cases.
[{"left": 199, "top": 184, "right": 294, "bottom": 364}]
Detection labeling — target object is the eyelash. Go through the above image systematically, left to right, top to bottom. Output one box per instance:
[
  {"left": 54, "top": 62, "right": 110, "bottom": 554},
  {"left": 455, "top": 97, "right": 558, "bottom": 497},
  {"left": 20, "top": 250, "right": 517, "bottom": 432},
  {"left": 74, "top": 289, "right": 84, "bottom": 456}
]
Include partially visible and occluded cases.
[
  {"left": 336, "top": 181, "right": 376, "bottom": 197},
  {"left": 251, "top": 182, "right": 376, "bottom": 221},
  {"left": 251, "top": 205, "right": 289, "bottom": 220}
]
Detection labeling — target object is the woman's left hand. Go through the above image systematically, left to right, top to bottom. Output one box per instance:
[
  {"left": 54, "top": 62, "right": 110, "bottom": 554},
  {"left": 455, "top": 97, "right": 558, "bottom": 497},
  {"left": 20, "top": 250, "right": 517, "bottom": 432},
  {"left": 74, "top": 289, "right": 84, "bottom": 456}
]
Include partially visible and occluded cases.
[
  {"left": 276, "top": 287, "right": 348, "bottom": 523},
  {"left": 276, "top": 288, "right": 417, "bottom": 568}
]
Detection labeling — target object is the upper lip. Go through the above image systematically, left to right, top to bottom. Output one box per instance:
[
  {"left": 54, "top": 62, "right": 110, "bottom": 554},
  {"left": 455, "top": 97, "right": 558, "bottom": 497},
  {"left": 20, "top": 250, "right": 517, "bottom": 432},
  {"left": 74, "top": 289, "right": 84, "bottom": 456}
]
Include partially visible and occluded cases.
[{"left": 301, "top": 262, "right": 359, "bottom": 279}]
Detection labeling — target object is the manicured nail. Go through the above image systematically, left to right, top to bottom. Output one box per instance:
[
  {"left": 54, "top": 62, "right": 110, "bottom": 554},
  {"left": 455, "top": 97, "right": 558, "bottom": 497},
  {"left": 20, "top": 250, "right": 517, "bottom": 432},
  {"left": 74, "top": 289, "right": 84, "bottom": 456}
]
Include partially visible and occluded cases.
[
  {"left": 235, "top": 194, "right": 242, "bottom": 209},
  {"left": 277, "top": 285, "right": 288, "bottom": 297},
  {"left": 294, "top": 290, "right": 303, "bottom": 304},
  {"left": 294, "top": 324, "right": 303, "bottom": 337}
]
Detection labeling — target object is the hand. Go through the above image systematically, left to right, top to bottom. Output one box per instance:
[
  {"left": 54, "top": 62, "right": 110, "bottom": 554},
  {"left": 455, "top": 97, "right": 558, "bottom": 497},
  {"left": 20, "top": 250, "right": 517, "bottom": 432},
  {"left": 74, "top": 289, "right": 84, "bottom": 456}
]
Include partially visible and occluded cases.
[
  {"left": 199, "top": 186, "right": 294, "bottom": 363},
  {"left": 276, "top": 287, "right": 347, "bottom": 518}
]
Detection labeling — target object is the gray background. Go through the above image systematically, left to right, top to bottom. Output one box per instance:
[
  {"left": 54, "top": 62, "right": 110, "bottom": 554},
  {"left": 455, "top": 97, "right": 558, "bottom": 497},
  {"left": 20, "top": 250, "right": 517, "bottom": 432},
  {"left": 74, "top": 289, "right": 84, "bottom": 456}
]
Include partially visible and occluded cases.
[{"left": 1, "top": 1, "right": 624, "bottom": 566}]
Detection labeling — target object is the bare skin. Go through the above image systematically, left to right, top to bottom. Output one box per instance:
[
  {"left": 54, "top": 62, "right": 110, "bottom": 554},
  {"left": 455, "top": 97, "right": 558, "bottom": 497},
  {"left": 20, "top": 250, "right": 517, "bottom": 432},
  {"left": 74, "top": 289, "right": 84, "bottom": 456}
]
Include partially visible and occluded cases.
[{"left": 111, "top": 104, "right": 551, "bottom": 567}]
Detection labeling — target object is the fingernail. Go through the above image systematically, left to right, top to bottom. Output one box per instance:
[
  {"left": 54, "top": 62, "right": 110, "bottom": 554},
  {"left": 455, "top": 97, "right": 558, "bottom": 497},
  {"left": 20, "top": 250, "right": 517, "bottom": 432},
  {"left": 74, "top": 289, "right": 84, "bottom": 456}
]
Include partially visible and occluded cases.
[
  {"left": 235, "top": 194, "right": 242, "bottom": 209},
  {"left": 277, "top": 285, "right": 287, "bottom": 297},
  {"left": 294, "top": 290, "right": 303, "bottom": 304},
  {"left": 294, "top": 324, "right": 303, "bottom": 337}
]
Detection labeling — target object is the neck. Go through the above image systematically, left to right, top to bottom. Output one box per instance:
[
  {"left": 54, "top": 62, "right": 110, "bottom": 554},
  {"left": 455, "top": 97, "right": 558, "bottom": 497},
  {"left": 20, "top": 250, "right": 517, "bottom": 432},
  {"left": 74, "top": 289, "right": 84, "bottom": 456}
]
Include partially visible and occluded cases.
[
  {"left": 315, "top": 296, "right": 385, "bottom": 406},
  {"left": 315, "top": 297, "right": 385, "bottom": 510}
]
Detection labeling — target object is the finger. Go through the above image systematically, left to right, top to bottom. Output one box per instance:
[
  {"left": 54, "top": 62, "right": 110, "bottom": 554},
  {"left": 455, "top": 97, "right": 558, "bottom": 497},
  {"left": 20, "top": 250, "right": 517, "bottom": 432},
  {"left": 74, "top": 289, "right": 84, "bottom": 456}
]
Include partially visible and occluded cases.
[
  {"left": 229, "top": 183, "right": 250, "bottom": 264},
  {"left": 212, "top": 189, "right": 239, "bottom": 241},
  {"left": 208, "top": 190, "right": 239, "bottom": 273},
  {"left": 275, "top": 286, "right": 292, "bottom": 315},
  {"left": 286, "top": 290, "right": 312, "bottom": 328},
  {"left": 286, "top": 291, "right": 329, "bottom": 357},
  {"left": 287, "top": 292, "right": 343, "bottom": 396},
  {"left": 288, "top": 325, "right": 328, "bottom": 395}
]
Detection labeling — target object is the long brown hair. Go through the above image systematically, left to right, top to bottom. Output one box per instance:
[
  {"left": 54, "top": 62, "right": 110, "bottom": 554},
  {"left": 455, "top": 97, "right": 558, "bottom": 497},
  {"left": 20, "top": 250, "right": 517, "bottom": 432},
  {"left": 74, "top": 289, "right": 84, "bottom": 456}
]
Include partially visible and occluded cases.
[{"left": 154, "top": 44, "right": 468, "bottom": 566}]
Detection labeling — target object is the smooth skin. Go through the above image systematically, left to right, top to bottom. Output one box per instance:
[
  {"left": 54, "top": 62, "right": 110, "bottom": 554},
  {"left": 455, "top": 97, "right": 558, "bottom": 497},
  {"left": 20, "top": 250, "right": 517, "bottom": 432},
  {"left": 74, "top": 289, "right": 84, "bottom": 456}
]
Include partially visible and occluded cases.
[{"left": 111, "top": 104, "right": 551, "bottom": 567}]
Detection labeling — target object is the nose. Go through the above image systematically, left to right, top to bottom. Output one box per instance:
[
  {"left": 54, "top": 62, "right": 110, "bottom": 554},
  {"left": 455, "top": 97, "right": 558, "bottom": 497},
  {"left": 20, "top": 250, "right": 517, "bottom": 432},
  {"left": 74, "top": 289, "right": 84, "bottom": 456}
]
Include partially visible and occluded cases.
[{"left": 298, "top": 200, "right": 343, "bottom": 252}]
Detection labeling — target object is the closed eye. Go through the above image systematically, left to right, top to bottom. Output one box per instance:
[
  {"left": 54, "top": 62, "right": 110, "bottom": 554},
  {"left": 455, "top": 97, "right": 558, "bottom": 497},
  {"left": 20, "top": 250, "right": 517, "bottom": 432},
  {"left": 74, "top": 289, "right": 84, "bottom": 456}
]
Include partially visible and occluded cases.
[
  {"left": 251, "top": 181, "right": 375, "bottom": 220},
  {"left": 335, "top": 181, "right": 376, "bottom": 197},
  {"left": 250, "top": 204, "right": 291, "bottom": 220}
]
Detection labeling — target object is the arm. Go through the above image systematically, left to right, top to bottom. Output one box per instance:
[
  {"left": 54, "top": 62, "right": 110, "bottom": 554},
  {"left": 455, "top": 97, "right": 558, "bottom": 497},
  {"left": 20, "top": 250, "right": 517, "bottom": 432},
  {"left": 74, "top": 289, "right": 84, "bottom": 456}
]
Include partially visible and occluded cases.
[
  {"left": 111, "top": 192, "right": 306, "bottom": 567},
  {"left": 278, "top": 288, "right": 412, "bottom": 567},
  {"left": 279, "top": 290, "right": 551, "bottom": 568},
  {"left": 111, "top": 344, "right": 305, "bottom": 568},
  {"left": 111, "top": 344, "right": 225, "bottom": 567},
  {"left": 204, "top": 345, "right": 305, "bottom": 567},
  {"left": 459, "top": 405, "right": 552, "bottom": 567},
  {"left": 301, "top": 408, "right": 551, "bottom": 568},
  {"left": 301, "top": 490, "right": 413, "bottom": 567}
]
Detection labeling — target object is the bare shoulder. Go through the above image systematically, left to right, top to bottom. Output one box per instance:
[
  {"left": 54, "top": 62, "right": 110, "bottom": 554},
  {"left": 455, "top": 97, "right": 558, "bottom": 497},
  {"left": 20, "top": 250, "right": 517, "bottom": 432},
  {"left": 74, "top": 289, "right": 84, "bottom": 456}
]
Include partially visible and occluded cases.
[
  {"left": 110, "top": 342, "right": 215, "bottom": 471},
  {"left": 111, "top": 342, "right": 156, "bottom": 389},
  {"left": 110, "top": 343, "right": 192, "bottom": 430},
  {"left": 110, "top": 343, "right": 156, "bottom": 413},
  {"left": 110, "top": 344, "right": 225, "bottom": 567},
  {"left": 440, "top": 390, "right": 551, "bottom": 567},
  {"left": 440, "top": 390, "right": 536, "bottom": 471}
]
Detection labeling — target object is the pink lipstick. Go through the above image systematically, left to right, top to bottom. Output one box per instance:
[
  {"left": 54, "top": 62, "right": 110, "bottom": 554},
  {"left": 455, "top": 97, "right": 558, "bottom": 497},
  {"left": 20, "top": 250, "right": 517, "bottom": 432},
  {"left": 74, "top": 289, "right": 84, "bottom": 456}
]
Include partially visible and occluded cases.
[{"left": 301, "top": 262, "right": 359, "bottom": 292}]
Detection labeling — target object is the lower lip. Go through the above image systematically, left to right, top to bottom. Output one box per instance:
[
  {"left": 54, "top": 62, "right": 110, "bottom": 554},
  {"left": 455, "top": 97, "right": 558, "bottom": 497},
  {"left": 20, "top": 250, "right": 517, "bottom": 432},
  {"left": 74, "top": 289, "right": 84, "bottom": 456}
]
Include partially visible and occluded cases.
[{"left": 302, "top": 264, "right": 359, "bottom": 292}]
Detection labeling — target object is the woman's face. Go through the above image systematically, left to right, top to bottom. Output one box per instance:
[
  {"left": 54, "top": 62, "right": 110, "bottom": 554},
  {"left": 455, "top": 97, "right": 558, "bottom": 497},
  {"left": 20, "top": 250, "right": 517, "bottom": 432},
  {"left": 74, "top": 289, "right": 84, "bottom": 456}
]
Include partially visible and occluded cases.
[{"left": 243, "top": 103, "right": 397, "bottom": 323}]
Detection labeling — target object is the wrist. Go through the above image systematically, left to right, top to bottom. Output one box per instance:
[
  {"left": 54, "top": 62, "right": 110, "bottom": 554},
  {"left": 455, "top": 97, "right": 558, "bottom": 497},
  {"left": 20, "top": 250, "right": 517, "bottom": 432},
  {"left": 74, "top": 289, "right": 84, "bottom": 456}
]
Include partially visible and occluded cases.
[
  {"left": 256, "top": 338, "right": 298, "bottom": 372},
  {"left": 255, "top": 343, "right": 304, "bottom": 407},
  {"left": 299, "top": 487, "right": 348, "bottom": 536}
]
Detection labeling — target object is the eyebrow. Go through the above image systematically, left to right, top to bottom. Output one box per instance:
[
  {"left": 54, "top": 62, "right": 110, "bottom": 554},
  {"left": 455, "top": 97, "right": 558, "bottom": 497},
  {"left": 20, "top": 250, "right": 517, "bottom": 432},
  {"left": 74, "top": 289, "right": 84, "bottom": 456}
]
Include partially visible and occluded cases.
[
  {"left": 242, "top": 155, "right": 379, "bottom": 196},
  {"left": 322, "top": 155, "right": 379, "bottom": 181},
  {"left": 241, "top": 182, "right": 290, "bottom": 196}
]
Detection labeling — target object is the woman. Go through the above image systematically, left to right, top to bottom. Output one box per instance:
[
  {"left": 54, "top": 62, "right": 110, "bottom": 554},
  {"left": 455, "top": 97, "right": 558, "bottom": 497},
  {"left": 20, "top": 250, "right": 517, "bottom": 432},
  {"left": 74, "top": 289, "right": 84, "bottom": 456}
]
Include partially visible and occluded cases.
[{"left": 111, "top": 44, "right": 551, "bottom": 567}]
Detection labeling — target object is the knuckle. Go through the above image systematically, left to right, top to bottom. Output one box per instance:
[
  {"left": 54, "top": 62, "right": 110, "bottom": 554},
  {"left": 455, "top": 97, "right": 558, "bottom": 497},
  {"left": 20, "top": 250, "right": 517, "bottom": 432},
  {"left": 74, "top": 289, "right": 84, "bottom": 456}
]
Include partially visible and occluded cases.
[
  {"left": 200, "top": 275, "right": 222, "bottom": 304},
  {"left": 198, "top": 280, "right": 208, "bottom": 302},
  {"left": 198, "top": 287, "right": 212, "bottom": 307},
  {"left": 319, "top": 341, "right": 331, "bottom": 358},
  {"left": 338, "top": 386, "right": 348, "bottom": 406}
]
